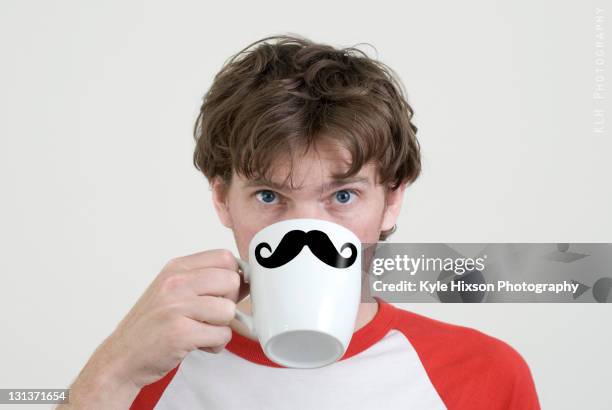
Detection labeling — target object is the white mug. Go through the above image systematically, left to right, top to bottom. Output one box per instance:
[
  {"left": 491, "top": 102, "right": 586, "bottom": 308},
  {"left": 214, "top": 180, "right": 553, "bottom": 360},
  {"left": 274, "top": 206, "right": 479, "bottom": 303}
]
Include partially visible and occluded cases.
[{"left": 233, "top": 218, "right": 362, "bottom": 369}]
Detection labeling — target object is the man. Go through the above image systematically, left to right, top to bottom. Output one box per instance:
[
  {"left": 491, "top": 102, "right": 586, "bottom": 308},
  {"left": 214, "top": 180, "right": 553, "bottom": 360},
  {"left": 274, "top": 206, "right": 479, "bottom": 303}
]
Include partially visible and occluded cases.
[{"left": 60, "top": 34, "right": 540, "bottom": 409}]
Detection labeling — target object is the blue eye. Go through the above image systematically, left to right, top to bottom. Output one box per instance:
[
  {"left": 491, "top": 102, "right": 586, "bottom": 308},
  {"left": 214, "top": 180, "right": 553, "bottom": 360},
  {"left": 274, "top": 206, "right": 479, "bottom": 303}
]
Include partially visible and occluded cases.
[
  {"left": 256, "top": 190, "right": 277, "bottom": 204},
  {"left": 335, "top": 190, "right": 353, "bottom": 204}
]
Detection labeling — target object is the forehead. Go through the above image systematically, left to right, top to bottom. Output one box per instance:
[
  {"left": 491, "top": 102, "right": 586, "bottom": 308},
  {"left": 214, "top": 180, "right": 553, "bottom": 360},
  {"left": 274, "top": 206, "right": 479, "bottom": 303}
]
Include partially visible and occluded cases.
[{"left": 238, "top": 139, "right": 377, "bottom": 191}]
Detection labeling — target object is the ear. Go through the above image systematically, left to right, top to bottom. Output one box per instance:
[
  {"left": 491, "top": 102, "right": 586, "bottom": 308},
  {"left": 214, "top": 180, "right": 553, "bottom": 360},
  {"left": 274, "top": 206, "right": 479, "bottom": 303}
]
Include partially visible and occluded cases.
[
  {"left": 210, "top": 176, "right": 234, "bottom": 229},
  {"left": 380, "top": 182, "right": 407, "bottom": 231}
]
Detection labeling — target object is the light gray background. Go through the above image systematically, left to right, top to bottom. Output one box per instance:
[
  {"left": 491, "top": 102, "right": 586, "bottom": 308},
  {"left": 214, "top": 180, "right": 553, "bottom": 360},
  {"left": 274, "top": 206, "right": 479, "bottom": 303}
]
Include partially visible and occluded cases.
[{"left": 1, "top": 1, "right": 610, "bottom": 409}]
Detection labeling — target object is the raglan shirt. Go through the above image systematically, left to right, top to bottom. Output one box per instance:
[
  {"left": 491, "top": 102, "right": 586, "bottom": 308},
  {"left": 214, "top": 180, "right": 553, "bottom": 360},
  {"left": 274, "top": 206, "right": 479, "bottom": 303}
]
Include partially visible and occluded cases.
[{"left": 130, "top": 297, "right": 540, "bottom": 409}]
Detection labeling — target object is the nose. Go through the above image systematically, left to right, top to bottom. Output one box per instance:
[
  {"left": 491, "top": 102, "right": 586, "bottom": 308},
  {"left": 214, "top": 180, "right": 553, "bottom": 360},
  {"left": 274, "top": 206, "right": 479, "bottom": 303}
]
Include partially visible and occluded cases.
[{"left": 284, "top": 201, "right": 331, "bottom": 222}]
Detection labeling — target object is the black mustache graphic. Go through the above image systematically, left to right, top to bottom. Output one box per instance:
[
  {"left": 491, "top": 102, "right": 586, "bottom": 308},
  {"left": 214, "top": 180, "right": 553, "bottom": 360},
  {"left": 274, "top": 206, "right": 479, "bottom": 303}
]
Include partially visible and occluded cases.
[{"left": 255, "top": 229, "right": 357, "bottom": 269}]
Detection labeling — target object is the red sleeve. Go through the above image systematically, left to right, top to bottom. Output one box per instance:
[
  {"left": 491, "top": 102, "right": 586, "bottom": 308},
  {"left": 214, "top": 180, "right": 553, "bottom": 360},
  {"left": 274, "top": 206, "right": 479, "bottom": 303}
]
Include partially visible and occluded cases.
[
  {"left": 391, "top": 307, "right": 540, "bottom": 410},
  {"left": 493, "top": 341, "right": 541, "bottom": 410},
  {"left": 129, "top": 365, "right": 180, "bottom": 410}
]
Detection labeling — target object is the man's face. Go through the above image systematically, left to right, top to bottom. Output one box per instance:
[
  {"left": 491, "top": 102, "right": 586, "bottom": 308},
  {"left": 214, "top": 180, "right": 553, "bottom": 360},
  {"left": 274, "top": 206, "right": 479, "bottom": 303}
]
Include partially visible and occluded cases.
[{"left": 212, "top": 139, "right": 405, "bottom": 260}]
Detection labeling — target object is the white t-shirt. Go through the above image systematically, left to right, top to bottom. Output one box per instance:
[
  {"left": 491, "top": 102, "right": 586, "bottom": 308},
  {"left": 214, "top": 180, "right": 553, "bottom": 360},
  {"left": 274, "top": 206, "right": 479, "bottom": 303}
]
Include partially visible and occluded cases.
[{"left": 130, "top": 297, "right": 540, "bottom": 409}]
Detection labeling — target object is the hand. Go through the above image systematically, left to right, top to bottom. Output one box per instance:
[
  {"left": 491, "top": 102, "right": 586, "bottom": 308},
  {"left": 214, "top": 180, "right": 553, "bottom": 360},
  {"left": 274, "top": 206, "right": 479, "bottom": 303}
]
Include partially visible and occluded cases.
[{"left": 60, "top": 249, "right": 249, "bottom": 409}]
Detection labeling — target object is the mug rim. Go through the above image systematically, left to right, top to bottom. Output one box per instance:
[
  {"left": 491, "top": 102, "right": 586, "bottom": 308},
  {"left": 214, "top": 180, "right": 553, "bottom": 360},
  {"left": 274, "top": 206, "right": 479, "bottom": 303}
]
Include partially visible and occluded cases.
[{"left": 250, "top": 217, "right": 360, "bottom": 244}]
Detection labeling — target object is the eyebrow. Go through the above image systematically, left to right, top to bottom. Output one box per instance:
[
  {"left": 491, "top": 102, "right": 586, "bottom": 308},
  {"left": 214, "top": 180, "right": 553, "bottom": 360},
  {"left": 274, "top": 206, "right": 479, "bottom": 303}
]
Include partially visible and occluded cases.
[{"left": 242, "top": 176, "right": 371, "bottom": 192}]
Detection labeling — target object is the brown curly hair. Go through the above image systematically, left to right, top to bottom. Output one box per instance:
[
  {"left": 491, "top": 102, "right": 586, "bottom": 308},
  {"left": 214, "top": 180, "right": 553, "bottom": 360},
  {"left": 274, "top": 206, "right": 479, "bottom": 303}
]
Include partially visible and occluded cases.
[{"left": 193, "top": 33, "right": 421, "bottom": 240}]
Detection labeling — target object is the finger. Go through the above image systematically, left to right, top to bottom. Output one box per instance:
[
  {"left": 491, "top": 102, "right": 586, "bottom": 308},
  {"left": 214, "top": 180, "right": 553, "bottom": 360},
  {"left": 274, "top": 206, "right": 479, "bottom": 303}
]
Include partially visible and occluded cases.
[
  {"left": 169, "top": 249, "right": 240, "bottom": 272},
  {"left": 165, "top": 268, "right": 241, "bottom": 298},
  {"left": 190, "top": 268, "right": 242, "bottom": 297},
  {"left": 181, "top": 295, "right": 236, "bottom": 326},
  {"left": 188, "top": 321, "right": 232, "bottom": 349},
  {"left": 199, "top": 345, "right": 224, "bottom": 354}
]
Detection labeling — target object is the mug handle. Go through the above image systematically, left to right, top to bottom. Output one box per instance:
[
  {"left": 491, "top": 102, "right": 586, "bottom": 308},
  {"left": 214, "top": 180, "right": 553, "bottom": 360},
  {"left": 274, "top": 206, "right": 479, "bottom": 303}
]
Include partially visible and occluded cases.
[{"left": 233, "top": 257, "right": 257, "bottom": 338}]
